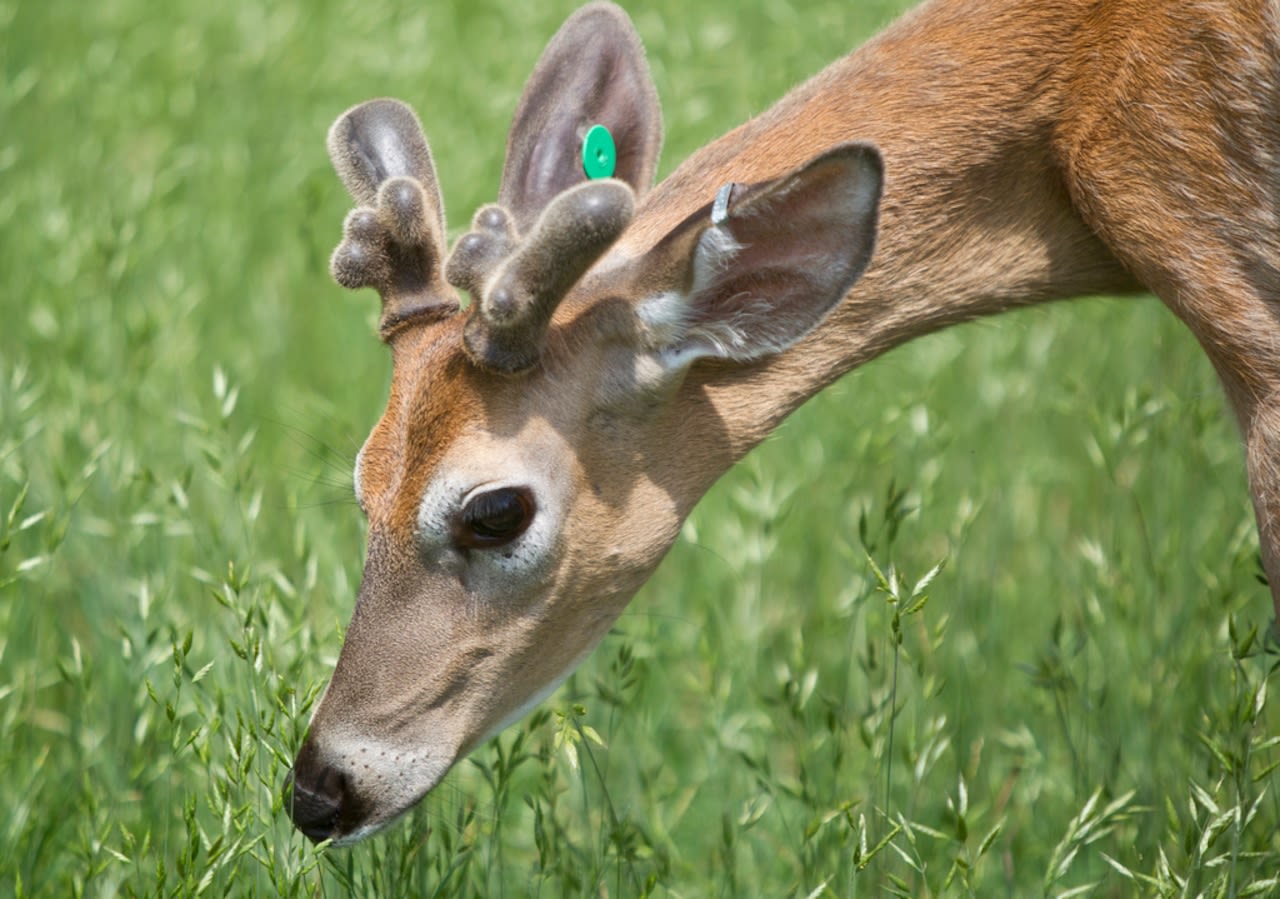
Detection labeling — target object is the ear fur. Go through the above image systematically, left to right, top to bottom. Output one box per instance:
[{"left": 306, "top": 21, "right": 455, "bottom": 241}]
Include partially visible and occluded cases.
[
  {"left": 498, "top": 2, "right": 663, "bottom": 232},
  {"left": 634, "top": 143, "right": 884, "bottom": 370}
]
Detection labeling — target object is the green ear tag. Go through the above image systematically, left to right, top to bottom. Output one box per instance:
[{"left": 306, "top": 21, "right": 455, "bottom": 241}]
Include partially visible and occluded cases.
[{"left": 582, "top": 124, "right": 617, "bottom": 179}]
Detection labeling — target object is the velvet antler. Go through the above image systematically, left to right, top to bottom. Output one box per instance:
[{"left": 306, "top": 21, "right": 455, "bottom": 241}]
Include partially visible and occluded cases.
[
  {"left": 327, "top": 99, "right": 460, "bottom": 339},
  {"left": 447, "top": 179, "right": 634, "bottom": 374}
]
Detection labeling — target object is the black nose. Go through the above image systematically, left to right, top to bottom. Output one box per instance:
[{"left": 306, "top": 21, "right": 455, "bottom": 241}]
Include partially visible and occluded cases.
[{"left": 285, "top": 752, "right": 348, "bottom": 843}]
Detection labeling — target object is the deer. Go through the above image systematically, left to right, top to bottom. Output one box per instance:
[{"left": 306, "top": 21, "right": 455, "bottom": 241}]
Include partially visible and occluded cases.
[{"left": 285, "top": 0, "right": 1280, "bottom": 844}]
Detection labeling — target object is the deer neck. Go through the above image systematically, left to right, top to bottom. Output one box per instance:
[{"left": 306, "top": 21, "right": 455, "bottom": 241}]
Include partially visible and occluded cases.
[{"left": 626, "top": 0, "right": 1141, "bottom": 504}]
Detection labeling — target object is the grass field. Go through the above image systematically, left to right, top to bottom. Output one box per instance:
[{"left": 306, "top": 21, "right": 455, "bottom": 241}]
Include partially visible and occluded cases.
[{"left": 3, "top": 0, "right": 1280, "bottom": 894}]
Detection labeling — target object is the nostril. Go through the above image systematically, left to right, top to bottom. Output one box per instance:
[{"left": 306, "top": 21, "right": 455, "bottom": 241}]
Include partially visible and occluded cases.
[
  {"left": 285, "top": 762, "right": 348, "bottom": 843},
  {"left": 315, "top": 764, "right": 347, "bottom": 802}
]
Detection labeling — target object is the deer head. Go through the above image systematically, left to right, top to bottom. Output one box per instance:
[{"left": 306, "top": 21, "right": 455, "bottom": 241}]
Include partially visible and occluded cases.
[{"left": 286, "top": 1, "right": 882, "bottom": 844}]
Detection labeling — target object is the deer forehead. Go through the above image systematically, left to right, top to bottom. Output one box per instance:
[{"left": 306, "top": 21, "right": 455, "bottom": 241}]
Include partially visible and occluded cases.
[
  {"left": 352, "top": 313, "right": 651, "bottom": 550},
  {"left": 353, "top": 323, "right": 487, "bottom": 533}
]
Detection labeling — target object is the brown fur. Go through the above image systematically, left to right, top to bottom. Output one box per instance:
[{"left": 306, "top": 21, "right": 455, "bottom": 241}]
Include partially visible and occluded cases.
[{"left": 288, "top": 0, "right": 1280, "bottom": 844}]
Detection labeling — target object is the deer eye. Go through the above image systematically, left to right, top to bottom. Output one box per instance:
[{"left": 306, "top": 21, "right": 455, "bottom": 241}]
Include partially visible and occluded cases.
[{"left": 455, "top": 487, "right": 535, "bottom": 549}]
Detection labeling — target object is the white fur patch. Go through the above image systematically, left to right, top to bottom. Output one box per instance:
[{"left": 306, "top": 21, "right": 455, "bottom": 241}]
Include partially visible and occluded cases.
[
  {"left": 634, "top": 223, "right": 768, "bottom": 369},
  {"left": 691, "top": 223, "right": 743, "bottom": 295},
  {"left": 636, "top": 224, "right": 743, "bottom": 341},
  {"left": 413, "top": 432, "right": 568, "bottom": 587},
  {"left": 352, "top": 439, "right": 367, "bottom": 509},
  {"left": 317, "top": 731, "right": 457, "bottom": 846}
]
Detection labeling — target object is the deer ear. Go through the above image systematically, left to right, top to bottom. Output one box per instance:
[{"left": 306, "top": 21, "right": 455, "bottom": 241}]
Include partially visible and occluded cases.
[
  {"left": 498, "top": 2, "right": 662, "bottom": 232},
  {"left": 634, "top": 144, "right": 883, "bottom": 371}
]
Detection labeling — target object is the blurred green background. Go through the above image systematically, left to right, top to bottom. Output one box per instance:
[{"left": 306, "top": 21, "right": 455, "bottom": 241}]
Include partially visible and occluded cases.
[{"left": 2, "top": 0, "right": 1277, "bottom": 894}]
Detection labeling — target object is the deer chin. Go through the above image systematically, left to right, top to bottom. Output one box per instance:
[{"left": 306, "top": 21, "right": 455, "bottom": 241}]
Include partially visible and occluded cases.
[
  {"left": 468, "top": 638, "right": 601, "bottom": 752},
  {"left": 314, "top": 651, "right": 592, "bottom": 846},
  {"left": 322, "top": 678, "right": 579, "bottom": 844}
]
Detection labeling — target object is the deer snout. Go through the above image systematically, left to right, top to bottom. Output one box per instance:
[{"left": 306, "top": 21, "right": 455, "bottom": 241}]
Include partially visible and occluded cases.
[
  {"left": 284, "top": 725, "right": 461, "bottom": 844},
  {"left": 285, "top": 742, "right": 358, "bottom": 843}
]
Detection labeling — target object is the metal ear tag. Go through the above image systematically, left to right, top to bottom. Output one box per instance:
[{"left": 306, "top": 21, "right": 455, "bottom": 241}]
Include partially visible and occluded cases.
[{"left": 711, "top": 182, "right": 737, "bottom": 225}]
